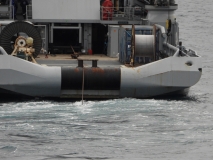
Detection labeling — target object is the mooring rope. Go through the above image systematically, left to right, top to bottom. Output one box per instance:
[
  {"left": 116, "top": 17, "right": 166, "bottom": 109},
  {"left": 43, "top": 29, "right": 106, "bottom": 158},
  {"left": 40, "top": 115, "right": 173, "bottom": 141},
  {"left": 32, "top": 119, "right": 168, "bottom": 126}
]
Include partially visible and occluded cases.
[{"left": 82, "top": 66, "right": 84, "bottom": 105}]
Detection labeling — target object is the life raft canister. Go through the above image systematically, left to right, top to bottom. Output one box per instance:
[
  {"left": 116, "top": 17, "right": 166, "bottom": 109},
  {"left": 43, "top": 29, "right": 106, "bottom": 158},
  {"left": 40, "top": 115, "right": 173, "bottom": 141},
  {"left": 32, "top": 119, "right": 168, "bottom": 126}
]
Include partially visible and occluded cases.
[{"left": 102, "top": 0, "right": 113, "bottom": 20}]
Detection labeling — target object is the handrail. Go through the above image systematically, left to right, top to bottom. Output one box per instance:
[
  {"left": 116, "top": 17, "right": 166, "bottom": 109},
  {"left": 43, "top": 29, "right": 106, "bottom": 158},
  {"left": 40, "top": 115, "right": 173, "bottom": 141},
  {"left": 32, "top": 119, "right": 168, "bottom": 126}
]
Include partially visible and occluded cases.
[
  {"left": 0, "top": 5, "right": 14, "bottom": 20},
  {"left": 26, "top": 5, "right": 32, "bottom": 20},
  {"left": 25, "top": 6, "right": 144, "bottom": 21},
  {"left": 100, "top": 6, "right": 144, "bottom": 20},
  {"left": 163, "top": 42, "right": 179, "bottom": 57},
  {"left": 163, "top": 42, "right": 189, "bottom": 57}
]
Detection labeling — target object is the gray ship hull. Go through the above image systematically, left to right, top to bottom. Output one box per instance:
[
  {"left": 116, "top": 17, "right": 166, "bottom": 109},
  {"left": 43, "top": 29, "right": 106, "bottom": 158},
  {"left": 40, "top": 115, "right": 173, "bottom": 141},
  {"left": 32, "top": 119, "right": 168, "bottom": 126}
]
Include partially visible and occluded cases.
[{"left": 0, "top": 52, "right": 201, "bottom": 99}]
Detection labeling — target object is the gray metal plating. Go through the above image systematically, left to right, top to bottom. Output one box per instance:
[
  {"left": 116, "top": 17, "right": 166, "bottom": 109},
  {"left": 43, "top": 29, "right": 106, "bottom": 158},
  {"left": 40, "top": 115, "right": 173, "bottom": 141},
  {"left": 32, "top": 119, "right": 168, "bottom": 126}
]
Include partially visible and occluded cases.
[
  {"left": 0, "top": 54, "right": 61, "bottom": 97},
  {"left": 120, "top": 56, "right": 202, "bottom": 98}
]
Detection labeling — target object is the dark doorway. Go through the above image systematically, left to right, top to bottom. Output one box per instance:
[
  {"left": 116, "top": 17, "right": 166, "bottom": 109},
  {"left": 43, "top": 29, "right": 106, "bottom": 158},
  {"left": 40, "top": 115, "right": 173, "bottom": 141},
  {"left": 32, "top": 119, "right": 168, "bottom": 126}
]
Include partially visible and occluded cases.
[
  {"left": 92, "top": 24, "right": 108, "bottom": 54},
  {"left": 52, "top": 29, "right": 80, "bottom": 53},
  {"left": 53, "top": 29, "right": 79, "bottom": 46}
]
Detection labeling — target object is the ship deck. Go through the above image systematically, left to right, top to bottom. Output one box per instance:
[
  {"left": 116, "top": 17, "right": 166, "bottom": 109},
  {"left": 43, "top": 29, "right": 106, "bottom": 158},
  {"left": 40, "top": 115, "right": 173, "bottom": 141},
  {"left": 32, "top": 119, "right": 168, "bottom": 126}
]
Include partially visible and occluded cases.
[{"left": 36, "top": 54, "right": 121, "bottom": 67}]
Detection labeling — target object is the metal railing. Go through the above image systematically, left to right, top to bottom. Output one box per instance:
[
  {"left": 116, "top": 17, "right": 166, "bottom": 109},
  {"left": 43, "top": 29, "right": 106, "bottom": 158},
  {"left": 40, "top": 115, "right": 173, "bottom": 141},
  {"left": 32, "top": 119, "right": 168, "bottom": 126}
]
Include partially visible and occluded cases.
[
  {"left": 0, "top": 5, "right": 14, "bottom": 20},
  {"left": 25, "top": 5, "right": 144, "bottom": 21},
  {"left": 26, "top": 5, "right": 32, "bottom": 20},
  {"left": 100, "top": 7, "right": 144, "bottom": 20}
]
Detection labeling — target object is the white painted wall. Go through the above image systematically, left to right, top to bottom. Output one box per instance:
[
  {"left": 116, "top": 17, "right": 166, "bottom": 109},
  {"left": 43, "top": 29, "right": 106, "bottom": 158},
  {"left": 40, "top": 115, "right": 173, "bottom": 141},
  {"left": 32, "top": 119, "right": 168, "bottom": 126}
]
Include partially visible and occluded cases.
[{"left": 32, "top": 0, "right": 100, "bottom": 20}]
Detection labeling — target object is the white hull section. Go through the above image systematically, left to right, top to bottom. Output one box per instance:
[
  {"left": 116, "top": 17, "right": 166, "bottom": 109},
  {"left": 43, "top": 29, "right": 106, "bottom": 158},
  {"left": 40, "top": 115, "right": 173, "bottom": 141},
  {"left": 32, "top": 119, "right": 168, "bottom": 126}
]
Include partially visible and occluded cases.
[
  {"left": 0, "top": 53, "right": 201, "bottom": 98},
  {"left": 0, "top": 55, "right": 61, "bottom": 97},
  {"left": 120, "top": 56, "right": 202, "bottom": 98}
]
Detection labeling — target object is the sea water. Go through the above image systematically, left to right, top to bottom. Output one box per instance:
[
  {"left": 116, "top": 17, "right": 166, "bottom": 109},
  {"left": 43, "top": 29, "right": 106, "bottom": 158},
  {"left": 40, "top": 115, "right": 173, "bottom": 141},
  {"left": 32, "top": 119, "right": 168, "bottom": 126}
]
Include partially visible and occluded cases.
[{"left": 0, "top": 0, "right": 213, "bottom": 159}]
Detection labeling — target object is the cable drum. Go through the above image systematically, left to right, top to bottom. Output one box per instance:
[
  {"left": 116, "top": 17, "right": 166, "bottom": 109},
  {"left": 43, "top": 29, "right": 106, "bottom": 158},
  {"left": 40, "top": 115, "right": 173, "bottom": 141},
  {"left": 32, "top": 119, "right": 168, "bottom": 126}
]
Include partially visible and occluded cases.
[
  {"left": 0, "top": 21, "right": 42, "bottom": 57},
  {"left": 135, "top": 35, "right": 155, "bottom": 56}
]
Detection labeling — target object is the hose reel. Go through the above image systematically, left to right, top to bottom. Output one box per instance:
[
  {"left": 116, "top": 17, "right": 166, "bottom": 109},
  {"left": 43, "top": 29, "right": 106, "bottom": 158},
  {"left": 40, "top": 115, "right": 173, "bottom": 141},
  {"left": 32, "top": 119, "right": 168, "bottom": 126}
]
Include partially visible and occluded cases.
[
  {"left": 0, "top": 21, "right": 42, "bottom": 58},
  {"left": 130, "top": 25, "right": 156, "bottom": 66},
  {"left": 135, "top": 35, "right": 155, "bottom": 56},
  {"left": 11, "top": 36, "right": 37, "bottom": 63}
]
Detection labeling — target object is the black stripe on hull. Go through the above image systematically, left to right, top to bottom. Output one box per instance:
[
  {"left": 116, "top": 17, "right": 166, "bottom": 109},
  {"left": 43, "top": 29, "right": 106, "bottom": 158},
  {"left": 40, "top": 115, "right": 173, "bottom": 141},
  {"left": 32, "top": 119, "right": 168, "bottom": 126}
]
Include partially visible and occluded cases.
[
  {"left": 61, "top": 67, "right": 121, "bottom": 90},
  {"left": 0, "top": 87, "right": 32, "bottom": 99}
]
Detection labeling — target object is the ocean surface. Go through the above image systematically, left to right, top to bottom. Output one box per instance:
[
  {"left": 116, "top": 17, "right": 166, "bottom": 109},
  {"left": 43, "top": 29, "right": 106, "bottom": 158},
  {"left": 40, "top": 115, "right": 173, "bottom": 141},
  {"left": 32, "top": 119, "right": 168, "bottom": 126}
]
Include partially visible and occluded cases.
[{"left": 0, "top": 0, "right": 213, "bottom": 159}]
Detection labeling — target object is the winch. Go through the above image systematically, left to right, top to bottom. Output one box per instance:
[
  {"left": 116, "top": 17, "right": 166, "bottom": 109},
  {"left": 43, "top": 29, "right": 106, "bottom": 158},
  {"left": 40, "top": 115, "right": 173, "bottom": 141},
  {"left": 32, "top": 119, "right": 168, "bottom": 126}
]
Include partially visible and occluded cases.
[{"left": 11, "top": 36, "right": 37, "bottom": 63}]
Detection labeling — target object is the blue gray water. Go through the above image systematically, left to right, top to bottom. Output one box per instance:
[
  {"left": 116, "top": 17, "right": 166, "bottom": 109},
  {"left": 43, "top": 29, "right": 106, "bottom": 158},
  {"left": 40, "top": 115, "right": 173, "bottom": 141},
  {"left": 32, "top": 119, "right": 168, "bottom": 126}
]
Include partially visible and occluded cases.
[{"left": 1, "top": 0, "right": 213, "bottom": 159}]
